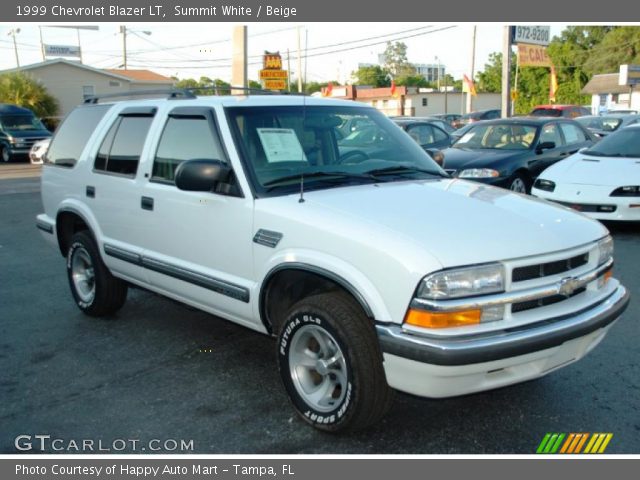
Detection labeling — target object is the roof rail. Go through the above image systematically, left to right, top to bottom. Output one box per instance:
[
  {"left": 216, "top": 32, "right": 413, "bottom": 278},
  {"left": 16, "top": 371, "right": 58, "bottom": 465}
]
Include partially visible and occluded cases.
[
  {"left": 83, "top": 85, "right": 308, "bottom": 104},
  {"left": 83, "top": 88, "right": 196, "bottom": 104}
]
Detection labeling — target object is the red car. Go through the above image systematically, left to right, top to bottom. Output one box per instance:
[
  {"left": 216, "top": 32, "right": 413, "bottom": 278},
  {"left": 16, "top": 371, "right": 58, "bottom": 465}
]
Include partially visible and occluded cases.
[{"left": 529, "top": 105, "right": 591, "bottom": 118}]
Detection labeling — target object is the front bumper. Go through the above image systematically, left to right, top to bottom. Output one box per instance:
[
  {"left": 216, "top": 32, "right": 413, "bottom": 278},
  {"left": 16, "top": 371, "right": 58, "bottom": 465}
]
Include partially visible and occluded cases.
[
  {"left": 533, "top": 186, "right": 640, "bottom": 221},
  {"left": 376, "top": 285, "right": 629, "bottom": 397}
]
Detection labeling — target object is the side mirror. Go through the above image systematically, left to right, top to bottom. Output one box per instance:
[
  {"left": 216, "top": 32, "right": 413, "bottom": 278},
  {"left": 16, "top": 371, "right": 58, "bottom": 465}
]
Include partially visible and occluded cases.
[
  {"left": 536, "top": 141, "right": 556, "bottom": 154},
  {"left": 425, "top": 148, "right": 444, "bottom": 166},
  {"left": 175, "top": 159, "right": 231, "bottom": 192}
]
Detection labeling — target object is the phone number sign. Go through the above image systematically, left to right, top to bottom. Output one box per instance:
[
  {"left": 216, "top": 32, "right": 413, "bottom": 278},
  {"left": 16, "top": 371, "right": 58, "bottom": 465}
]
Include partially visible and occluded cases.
[{"left": 512, "top": 26, "right": 551, "bottom": 46}]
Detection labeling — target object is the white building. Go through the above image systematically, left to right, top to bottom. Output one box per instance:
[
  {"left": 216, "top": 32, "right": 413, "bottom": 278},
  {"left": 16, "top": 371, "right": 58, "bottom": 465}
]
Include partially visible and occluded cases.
[{"left": 582, "top": 73, "right": 640, "bottom": 114}]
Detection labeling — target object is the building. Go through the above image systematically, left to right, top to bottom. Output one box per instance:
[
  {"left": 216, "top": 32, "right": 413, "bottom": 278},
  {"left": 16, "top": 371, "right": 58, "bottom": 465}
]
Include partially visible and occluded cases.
[
  {"left": 0, "top": 59, "right": 175, "bottom": 116},
  {"left": 414, "top": 64, "right": 445, "bottom": 84},
  {"left": 582, "top": 73, "right": 640, "bottom": 114},
  {"left": 322, "top": 85, "right": 501, "bottom": 117}
]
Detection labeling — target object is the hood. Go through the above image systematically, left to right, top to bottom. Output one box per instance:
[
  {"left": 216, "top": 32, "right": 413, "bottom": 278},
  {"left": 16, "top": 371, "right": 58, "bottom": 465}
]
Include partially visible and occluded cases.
[
  {"left": 4, "top": 128, "right": 51, "bottom": 138},
  {"left": 442, "top": 147, "right": 522, "bottom": 170},
  {"left": 542, "top": 153, "right": 640, "bottom": 187},
  {"left": 257, "top": 179, "right": 607, "bottom": 269}
]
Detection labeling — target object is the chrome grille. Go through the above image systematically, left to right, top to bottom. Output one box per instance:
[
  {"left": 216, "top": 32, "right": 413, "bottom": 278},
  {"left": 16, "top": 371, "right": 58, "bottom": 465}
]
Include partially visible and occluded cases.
[{"left": 512, "top": 253, "right": 589, "bottom": 282}]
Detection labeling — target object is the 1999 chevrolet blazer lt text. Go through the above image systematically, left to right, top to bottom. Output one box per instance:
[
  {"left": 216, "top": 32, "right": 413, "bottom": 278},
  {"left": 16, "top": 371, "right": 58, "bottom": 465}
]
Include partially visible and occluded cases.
[{"left": 37, "top": 92, "right": 630, "bottom": 431}]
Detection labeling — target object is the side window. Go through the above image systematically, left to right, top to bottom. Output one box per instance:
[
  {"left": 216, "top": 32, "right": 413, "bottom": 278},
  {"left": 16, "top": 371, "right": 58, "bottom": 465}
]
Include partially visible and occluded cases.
[
  {"left": 45, "top": 105, "right": 111, "bottom": 167},
  {"left": 487, "top": 110, "right": 500, "bottom": 119},
  {"left": 152, "top": 114, "right": 227, "bottom": 183},
  {"left": 93, "top": 115, "right": 153, "bottom": 176},
  {"left": 539, "top": 123, "right": 563, "bottom": 147},
  {"left": 559, "top": 123, "right": 587, "bottom": 145},
  {"left": 406, "top": 125, "right": 434, "bottom": 146},
  {"left": 433, "top": 126, "right": 449, "bottom": 142}
]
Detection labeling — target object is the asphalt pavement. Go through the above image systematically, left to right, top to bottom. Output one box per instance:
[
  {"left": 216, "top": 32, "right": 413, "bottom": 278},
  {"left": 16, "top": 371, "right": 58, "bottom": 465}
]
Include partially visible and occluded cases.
[{"left": 1, "top": 166, "right": 638, "bottom": 454}]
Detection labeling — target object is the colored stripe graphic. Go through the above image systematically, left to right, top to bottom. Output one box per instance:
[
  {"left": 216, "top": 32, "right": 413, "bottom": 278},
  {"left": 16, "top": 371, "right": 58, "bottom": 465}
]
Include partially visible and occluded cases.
[{"left": 538, "top": 433, "right": 613, "bottom": 454}]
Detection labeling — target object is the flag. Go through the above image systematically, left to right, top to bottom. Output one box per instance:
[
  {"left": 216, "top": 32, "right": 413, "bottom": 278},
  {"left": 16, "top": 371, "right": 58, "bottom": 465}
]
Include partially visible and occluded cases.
[
  {"left": 549, "top": 65, "right": 558, "bottom": 102},
  {"left": 463, "top": 74, "right": 477, "bottom": 96},
  {"left": 390, "top": 79, "right": 398, "bottom": 98},
  {"left": 322, "top": 82, "right": 333, "bottom": 97}
]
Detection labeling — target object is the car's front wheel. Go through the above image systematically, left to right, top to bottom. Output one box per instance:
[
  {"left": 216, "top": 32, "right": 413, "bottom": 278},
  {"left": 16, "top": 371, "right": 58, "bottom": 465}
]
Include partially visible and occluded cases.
[
  {"left": 1, "top": 144, "right": 12, "bottom": 163},
  {"left": 508, "top": 172, "right": 529, "bottom": 194},
  {"left": 66, "top": 231, "right": 128, "bottom": 317},
  {"left": 277, "top": 292, "right": 393, "bottom": 432}
]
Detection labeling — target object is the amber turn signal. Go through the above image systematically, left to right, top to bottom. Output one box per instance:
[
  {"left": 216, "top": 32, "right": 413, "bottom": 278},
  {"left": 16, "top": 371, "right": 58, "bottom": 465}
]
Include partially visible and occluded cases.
[{"left": 404, "top": 308, "right": 482, "bottom": 329}]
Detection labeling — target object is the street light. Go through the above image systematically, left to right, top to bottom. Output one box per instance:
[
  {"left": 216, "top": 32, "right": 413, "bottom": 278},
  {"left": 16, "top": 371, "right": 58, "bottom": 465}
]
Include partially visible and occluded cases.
[
  {"left": 120, "top": 26, "right": 152, "bottom": 70},
  {"left": 7, "top": 28, "right": 21, "bottom": 68}
]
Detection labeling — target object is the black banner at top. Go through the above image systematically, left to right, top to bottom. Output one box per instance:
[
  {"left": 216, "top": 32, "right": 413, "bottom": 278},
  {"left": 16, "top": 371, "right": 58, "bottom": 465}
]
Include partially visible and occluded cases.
[{"left": 3, "top": 0, "right": 640, "bottom": 22}]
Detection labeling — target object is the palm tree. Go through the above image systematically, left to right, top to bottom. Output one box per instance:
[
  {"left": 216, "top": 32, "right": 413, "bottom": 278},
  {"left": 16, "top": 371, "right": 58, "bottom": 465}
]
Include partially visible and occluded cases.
[{"left": 0, "top": 72, "right": 59, "bottom": 118}]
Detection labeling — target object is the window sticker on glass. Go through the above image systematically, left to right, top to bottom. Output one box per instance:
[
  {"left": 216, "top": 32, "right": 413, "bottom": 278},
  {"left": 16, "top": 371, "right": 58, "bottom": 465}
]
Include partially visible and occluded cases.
[
  {"left": 257, "top": 128, "right": 307, "bottom": 163},
  {"left": 460, "top": 132, "right": 476, "bottom": 143}
]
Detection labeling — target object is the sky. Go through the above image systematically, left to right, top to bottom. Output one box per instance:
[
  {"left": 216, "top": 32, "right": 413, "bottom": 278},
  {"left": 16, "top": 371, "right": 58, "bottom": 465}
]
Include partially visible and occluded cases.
[{"left": 0, "top": 23, "right": 567, "bottom": 83}]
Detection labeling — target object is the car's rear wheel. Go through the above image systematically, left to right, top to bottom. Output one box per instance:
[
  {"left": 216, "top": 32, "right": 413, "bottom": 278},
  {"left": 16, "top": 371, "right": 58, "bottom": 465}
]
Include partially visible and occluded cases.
[
  {"left": 66, "top": 231, "right": 128, "bottom": 317},
  {"left": 277, "top": 292, "right": 393, "bottom": 432}
]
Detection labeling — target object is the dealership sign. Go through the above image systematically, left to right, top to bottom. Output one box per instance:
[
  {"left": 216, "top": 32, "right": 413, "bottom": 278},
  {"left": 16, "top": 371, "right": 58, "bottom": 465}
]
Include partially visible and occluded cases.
[
  {"left": 511, "top": 26, "right": 551, "bottom": 46},
  {"left": 518, "top": 43, "right": 551, "bottom": 67},
  {"left": 44, "top": 44, "right": 81, "bottom": 58},
  {"left": 260, "top": 51, "right": 288, "bottom": 91}
]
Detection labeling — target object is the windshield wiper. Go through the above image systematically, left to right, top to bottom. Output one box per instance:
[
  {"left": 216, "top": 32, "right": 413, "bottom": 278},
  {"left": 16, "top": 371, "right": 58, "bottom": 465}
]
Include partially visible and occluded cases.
[
  {"left": 365, "top": 165, "right": 448, "bottom": 178},
  {"left": 263, "top": 171, "right": 377, "bottom": 189}
]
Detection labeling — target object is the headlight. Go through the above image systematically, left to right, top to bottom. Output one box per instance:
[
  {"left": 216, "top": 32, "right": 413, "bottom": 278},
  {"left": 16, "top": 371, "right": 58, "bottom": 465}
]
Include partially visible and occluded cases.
[
  {"left": 458, "top": 168, "right": 500, "bottom": 178},
  {"left": 533, "top": 178, "right": 556, "bottom": 192},
  {"left": 610, "top": 186, "right": 640, "bottom": 197},
  {"left": 597, "top": 236, "right": 613, "bottom": 266},
  {"left": 417, "top": 263, "right": 505, "bottom": 300}
]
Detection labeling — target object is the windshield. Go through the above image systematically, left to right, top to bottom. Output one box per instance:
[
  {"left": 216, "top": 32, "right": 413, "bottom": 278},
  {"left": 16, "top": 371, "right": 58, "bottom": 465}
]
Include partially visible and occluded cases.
[
  {"left": 226, "top": 105, "right": 445, "bottom": 196},
  {"left": 0, "top": 114, "right": 46, "bottom": 131},
  {"left": 577, "top": 116, "right": 622, "bottom": 132},
  {"left": 453, "top": 123, "right": 537, "bottom": 150},
  {"left": 583, "top": 128, "right": 640, "bottom": 158}
]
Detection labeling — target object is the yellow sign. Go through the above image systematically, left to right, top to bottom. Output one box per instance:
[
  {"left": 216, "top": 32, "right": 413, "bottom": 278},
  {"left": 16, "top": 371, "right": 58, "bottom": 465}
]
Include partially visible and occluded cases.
[
  {"left": 518, "top": 43, "right": 551, "bottom": 67},
  {"left": 263, "top": 53, "right": 282, "bottom": 70},
  {"left": 259, "top": 69, "right": 288, "bottom": 79},
  {"left": 264, "top": 79, "right": 286, "bottom": 90},
  {"left": 511, "top": 90, "right": 519, "bottom": 101}
]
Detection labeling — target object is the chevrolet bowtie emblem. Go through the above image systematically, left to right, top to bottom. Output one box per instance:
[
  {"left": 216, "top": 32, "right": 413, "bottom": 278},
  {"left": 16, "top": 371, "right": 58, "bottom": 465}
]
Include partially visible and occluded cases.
[{"left": 559, "top": 277, "right": 581, "bottom": 297}]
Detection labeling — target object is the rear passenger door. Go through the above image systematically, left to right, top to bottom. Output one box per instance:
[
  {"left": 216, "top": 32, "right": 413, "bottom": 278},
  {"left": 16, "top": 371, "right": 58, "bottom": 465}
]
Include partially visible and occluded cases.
[
  {"left": 89, "top": 106, "right": 156, "bottom": 283},
  {"left": 138, "top": 106, "right": 255, "bottom": 324},
  {"left": 558, "top": 121, "right": 593, "bottom": 155}
]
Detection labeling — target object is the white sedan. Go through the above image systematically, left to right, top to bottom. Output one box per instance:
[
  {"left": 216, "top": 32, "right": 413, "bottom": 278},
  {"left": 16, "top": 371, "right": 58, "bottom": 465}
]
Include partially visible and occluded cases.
[
  {"left": 532, "top": 124, "right": 640, "bottom": 221},
  {"left": 29, "top": 138, "right": 50, "bottom": 165}
]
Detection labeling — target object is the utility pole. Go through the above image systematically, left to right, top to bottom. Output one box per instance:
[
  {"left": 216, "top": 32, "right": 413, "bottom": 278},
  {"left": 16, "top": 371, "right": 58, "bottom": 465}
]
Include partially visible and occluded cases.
[
  {"left": 120, "top": 25, "right": 127, "bottom": 69},
  {"left": 231, "top": 25, "right": 248, "bottom": 94},
  {"left": 296, "top": 26, "right": 303, "bottom": 93},
  {"left": 466, "top": 26, "right": 476, "bottom": 114},
  {"left": 501, "top": 26, "right": 512, "bottom": 118},
  {"left": 38, "top": 27, "right": 45, "bottom": 61},
  {"left": 8, "top": 29, "right": 20, "bottom": 68},
  {"left": 287, "top": 49, "right": 291, "bottom": 92},
  {"left": 444, "top": 71, "right": 448, "bottom": 113}
]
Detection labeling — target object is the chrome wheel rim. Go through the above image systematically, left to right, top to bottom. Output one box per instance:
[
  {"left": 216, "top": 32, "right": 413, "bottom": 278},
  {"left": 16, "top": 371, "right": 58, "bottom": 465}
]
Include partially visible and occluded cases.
[
  {"left": 1, "top": 148, "right": 9, "bottom": 162},
  {"left": 510, "top": 177, "right": 526, "bottom": 193},
  {"left": 71, "top": 247, "right": 95, "bottom": 304},
  {"left": 289, "top": 324, "right": 348, "bottom": 412}
]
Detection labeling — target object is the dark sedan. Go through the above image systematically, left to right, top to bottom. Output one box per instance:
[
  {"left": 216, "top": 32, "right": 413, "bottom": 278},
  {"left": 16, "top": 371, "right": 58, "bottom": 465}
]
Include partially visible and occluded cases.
[
  {"left": 441, "top": 117, "right": 596, "bottom": 193},
  {"left": 392, "top": 119, "right": 452, "bottom": 152}
]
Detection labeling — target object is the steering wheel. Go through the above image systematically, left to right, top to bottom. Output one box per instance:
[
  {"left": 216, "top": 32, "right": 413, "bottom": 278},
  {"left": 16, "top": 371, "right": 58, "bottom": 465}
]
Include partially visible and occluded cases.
[{"left": 338, "top": 150, "right": 370, "bottom": 164}]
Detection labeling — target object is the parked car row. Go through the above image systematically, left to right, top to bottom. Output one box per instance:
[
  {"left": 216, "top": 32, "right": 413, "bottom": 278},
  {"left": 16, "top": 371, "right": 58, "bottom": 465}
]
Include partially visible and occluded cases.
[{"left": 0, "top": 104, "right": 52, "bottom": 163}]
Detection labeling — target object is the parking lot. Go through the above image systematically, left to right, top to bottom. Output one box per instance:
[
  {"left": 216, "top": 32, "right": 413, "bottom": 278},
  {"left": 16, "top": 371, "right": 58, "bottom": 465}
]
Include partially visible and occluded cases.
[{"left": 1, "top": 164, "right": 639, "bottom": 454}]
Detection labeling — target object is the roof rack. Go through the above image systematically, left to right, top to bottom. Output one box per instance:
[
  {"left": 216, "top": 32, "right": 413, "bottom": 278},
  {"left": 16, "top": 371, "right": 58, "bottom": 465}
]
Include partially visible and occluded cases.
[
  {"left": 83, "top": 85, "right": 308, "bottom": 104},
  {"left": 83, "top": 88, "right": 196, "bottom": 104}
]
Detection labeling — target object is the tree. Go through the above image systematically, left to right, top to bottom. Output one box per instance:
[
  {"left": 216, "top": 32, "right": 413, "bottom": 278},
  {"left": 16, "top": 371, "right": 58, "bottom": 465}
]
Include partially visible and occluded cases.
[
  {"left": 382, "top": 41, "right": 415, "bottom": 77},
  {"left": 351, "top": 65, "right": 390, "bottom": 87},
  {"left": 0, "top": 72, "right": 58, "bottom": 117}
]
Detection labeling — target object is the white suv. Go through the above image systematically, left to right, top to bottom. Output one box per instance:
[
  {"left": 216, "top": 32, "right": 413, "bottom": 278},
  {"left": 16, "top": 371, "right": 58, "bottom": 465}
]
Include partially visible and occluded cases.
[{"left": 37, "top": 92, "right": 630, "bottom": 431}]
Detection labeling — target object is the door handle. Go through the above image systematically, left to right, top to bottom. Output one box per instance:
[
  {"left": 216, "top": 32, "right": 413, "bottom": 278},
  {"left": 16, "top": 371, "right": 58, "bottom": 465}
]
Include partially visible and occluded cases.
[
  {"left": 86, "top": 186, "right": 95, "bottom": 198},
  {"left": 141, "top": 196, "right": 154, "bottom": 211}
]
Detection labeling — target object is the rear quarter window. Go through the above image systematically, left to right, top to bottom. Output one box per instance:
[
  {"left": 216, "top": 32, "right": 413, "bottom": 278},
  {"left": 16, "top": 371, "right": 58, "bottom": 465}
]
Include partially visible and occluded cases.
[{"left": 45, "top": 105, "right": 112, "bottom": 167}]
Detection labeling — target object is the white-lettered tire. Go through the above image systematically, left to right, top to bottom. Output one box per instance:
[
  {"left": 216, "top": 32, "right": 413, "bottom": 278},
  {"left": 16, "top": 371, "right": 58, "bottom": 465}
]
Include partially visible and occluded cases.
[
  {"left": 66, "top": 231, "right": 127, "bottom": 317},
  {"left": 277, "top": 292, "right": 393, "bottom": 432}
]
